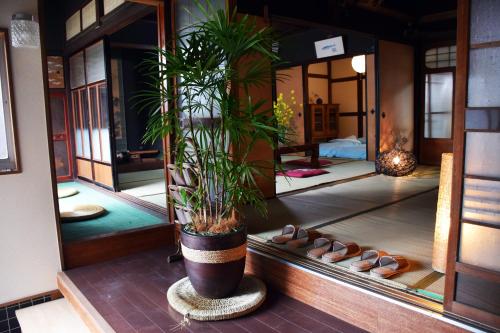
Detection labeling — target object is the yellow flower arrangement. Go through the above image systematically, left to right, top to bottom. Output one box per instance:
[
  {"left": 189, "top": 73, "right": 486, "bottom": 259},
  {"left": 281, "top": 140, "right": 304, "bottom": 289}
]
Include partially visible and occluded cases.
[
  {"left": 273, "top": 90, "right": 295, "bottom": 127},
  {"left": 273, "top": 90, "right": 297, "bottom": 144}
]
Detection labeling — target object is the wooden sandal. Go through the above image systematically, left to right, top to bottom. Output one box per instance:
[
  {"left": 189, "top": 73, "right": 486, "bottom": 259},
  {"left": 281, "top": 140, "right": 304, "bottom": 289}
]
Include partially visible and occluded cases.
[
  {"left": 271, "top": 225, "right": 299, "bottom": 244},
  {"left": 287, "top": 229, "right": 321, "bottom": 249},
  {"left": 307, "top": 237, "right": 333, "bottom": 259},
  {"left": 322, "top": 241, "right": 361, "bottom": 263},
  {"left": 350, "top": 250, "right": 387, "bottom": 272},
  {"left": 370, "top": 255, "right": 410, "bottom": 279}
]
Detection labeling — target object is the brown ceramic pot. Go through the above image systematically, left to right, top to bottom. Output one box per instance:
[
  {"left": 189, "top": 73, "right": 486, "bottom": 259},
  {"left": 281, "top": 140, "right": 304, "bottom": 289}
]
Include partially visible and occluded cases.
[{"left": 180, "top": 225, "right": 247, "bottom": 299}]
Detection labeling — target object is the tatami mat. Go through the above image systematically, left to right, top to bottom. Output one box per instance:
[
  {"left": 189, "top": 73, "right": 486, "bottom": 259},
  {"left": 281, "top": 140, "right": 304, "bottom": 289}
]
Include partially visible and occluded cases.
[
  {"left": 276, "top": 160, "right": 375, "bottom": 193},
  {"left": 247, "top": 168, "right": 439, "bottom": 240},
  {"left": 118, "top": 169, "right": 164, "bottom": 184},
  {"left": 119, "top": 170, "right": 167, "bottom": 206},
  {"left": 120, "top": 178, "right": 166, "bottom": 196},
  {"left": 262, "top": 190, "right": 442, "bottom": 295},
  {"left": 315, "top": 190, "right": 438, "bottom": 289},
  {"left": 138, "top": 193, "right": 168, "bottom": 208},
  {"left": 419, "top": 274, "right": 445, "bottom": 300}
]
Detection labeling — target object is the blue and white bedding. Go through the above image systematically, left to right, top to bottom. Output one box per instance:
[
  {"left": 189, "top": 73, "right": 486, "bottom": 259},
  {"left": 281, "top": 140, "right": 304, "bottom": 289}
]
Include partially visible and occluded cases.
[{"left": 319, "top": 136, "right": 367, "bottom": 160}]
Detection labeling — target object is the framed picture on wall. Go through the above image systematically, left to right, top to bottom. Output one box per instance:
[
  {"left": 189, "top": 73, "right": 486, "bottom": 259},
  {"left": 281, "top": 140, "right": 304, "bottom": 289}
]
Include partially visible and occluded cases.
[
  {"left": 0, "top": 29, "right": 20, "bottom": 174},
  {"left": 314, "top": 36, "right": 345, "bottom": 59},
  {"left": 47, "top": 56, "right": 64, "bottom": 89}
]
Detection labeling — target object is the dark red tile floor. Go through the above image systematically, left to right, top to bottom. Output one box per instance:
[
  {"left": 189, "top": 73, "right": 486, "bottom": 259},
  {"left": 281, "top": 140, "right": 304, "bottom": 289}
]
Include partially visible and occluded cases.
[{"left": 66, "top": 247, "right": 366, "bottom": 333}]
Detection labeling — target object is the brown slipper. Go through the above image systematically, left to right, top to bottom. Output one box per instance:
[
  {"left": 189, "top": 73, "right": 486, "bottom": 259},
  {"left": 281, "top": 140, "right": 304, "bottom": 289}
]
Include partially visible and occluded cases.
[
  {"left": 271, "top": 224, "right": 299, "bottom": 244},
  {"left": 287, "top": 229, "right": 322, "bottom": 249},
  {"left": 307, "top": 238, "right": 333, "bottom": 259},
  {"left": 322, "top": 241, "right": 362, "bottom": 263},
  {"left": 350, "top": 250, "right": 387, "bottom": 272},
  {"left": 370, "top": 255, "right": 410, "bottom": 279}
]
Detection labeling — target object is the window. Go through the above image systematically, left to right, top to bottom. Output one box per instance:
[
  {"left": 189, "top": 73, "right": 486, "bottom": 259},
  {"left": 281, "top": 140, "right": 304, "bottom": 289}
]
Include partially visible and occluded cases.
[
  {"left": 0, "top": 29, "right": 19, "bottom": 173},
  {"left": 70, "top": 41, "right": 111, "bottom": 164},
  {"left": 424, "top": 45, "right": 456, "bottom": 140},
  {"left": 425, "top": 46, "right": 456, "bottom": 69},
  {"left": 424, "top": 72, "right": 454, "bottom": 139}
]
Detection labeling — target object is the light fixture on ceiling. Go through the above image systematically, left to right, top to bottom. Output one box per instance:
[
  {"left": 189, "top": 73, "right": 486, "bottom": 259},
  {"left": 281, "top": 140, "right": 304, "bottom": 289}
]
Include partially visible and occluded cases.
[
  {"left": 10, "top": 13, "right": 40, "bottom": 48},
  {"left": 351, "top": 54, "right": 366, "bottom": 74}
]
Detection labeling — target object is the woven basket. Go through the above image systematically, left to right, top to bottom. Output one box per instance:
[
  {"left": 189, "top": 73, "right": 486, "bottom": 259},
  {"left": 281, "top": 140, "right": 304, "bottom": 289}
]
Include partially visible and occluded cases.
[{"left": 167, "top": 275, "right": 266, "bottom": 321}]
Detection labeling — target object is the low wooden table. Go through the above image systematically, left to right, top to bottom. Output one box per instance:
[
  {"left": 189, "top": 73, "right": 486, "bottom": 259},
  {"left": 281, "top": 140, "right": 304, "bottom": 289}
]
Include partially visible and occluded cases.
[
  {"left": 277, "top": 143, "right": 320, "bottom": 168},
  {"left": 129, "top": 149, "right": 160, "bottom": 161}
]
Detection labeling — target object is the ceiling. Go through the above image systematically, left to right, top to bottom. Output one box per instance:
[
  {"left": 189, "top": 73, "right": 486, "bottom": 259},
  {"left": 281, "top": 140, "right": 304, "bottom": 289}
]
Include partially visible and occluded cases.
[{"left": 238, "top": 0, "right": 457, "bottom": 42}]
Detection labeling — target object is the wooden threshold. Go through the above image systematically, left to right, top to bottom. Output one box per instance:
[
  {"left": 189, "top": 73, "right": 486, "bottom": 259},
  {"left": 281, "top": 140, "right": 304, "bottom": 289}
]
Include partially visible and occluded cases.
[
  {"left": 114, "top": 190, "right": 168, "bottom": 216},
  {"left": 63, "top": 224, "right": 175, "bottom": 269},
  {"left": 245, "top": 245, "right": 481, "bottom": 333},
  {"left": 57, "top": 272, "right": 114, "bottom": 333}
]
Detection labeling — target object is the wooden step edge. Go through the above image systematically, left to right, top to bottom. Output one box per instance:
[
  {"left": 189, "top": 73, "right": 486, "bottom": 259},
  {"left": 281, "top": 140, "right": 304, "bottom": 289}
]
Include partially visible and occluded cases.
[
  {"left": 245, "top": 248, "right": 483, "bottom": 333},
  {"left": 57, "top": 272, "right": 115, "bottom": 333}
]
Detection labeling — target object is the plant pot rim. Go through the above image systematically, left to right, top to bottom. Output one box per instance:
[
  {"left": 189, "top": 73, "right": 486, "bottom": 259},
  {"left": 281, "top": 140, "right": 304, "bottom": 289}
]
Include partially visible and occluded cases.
[{"left": 181, "top": 224, "right": 246, "bottom": 238}]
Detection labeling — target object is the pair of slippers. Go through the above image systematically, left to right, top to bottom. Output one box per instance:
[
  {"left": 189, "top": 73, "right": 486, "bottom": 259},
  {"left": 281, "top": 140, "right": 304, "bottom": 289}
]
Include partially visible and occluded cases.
[
  {"left": 271, "top": 224, "right": 321, "bottom": 249},
  {"left": 306, "top": 238, "right": 361, "bottom": 263},
  {"left": 307, "top": 238, "right": 410, "bottom": 279},
  {"left": 351, "top": 249, "right": 410, "bottom": 278}
]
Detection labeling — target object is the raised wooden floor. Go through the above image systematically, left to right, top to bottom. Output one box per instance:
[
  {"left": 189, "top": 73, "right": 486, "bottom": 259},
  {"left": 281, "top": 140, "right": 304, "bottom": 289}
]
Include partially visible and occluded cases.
[
  {"left": 63, "top": 224, "right": 175, "bottom": 269},
  {"left": 59, "top": 246, "right": 366, "bottom": 332},
  {"left": 245, "top": 248, "right": 477, "bottom": 333}
]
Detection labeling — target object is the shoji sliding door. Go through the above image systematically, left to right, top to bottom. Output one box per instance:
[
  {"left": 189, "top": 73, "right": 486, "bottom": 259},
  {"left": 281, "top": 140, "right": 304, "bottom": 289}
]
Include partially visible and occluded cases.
[
  {"left": 445, "top": 0, "right": 500, "bottom": 330},
  {"left": 70, "top": 40, "right": 115, "bottom": 189}
]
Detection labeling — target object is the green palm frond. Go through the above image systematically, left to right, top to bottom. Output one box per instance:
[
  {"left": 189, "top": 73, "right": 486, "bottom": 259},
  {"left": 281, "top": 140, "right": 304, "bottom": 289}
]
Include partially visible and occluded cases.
[{"left": 136, "top": 0, "right": 281, "bottom": 226}]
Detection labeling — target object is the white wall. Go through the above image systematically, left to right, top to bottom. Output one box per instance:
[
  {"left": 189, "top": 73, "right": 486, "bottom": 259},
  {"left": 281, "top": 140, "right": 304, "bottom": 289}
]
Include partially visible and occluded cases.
[{"left": 0, "top": 0, "right": 62, "bottom": 304}]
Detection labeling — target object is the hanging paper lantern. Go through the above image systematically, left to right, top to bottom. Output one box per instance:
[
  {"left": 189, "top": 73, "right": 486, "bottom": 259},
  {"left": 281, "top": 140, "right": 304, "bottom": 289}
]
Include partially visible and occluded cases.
[{"left": 10, "top": 13, "right": 40, "bottom": 48}]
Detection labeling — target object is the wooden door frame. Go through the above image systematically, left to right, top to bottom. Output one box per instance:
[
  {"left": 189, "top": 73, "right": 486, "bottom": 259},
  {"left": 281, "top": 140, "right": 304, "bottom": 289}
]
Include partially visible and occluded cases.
[
  {"left": 38, "top": 0, "right": 176, "bottom": 271},
  {"left": 126, "top": 0, "right": 175, "bottom": 223},
  {"left": 444, "top": 0, "right": 500, "bottom": 329},
  {"left": 444, "top": 0, "right": 468, "bottom": 316},
  {"left": 68, "top": 40, "right": 113, "bottom": 188},
  {"left": 418, "top": 50, "right": 456, "bottom": 165},
  {"left": 276, "top": 54, "right": 373, "bottom": 160},
  {"left": 305, "top": 56, "right": 368, "bottom": 140}
]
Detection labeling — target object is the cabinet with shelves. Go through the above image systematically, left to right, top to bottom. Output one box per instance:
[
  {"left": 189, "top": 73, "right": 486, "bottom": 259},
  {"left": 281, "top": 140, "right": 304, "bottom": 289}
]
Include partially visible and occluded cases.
[{"left": 308, "top": 104, "right": 339, "bottom": 143}]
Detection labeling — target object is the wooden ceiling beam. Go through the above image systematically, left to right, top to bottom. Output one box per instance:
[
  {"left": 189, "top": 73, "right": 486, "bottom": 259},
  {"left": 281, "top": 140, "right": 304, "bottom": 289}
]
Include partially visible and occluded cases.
[
  {"left": 353, "top": 1, "right": 414, "bottom": 22},
  {"left": 419, "top": 10, "right": 457, "bottom": 24}
]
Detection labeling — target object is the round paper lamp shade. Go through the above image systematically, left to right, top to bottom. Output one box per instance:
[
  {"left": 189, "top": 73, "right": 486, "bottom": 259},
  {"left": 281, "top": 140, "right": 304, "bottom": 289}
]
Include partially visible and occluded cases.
[
  {"left": 351, "top": 55, "right": 366, "bottom": 74},
  {"left": 375, "top": 149, "right": 416, "bottom": 177},
  {"left": 432, "top": 153, "right": 453, "bottom": 273}
]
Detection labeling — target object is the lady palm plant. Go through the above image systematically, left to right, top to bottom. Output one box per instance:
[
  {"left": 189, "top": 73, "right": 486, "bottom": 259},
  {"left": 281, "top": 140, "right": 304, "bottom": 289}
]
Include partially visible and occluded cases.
[{"left": 138, "top": 2, "right": 281, "bottom": 234}]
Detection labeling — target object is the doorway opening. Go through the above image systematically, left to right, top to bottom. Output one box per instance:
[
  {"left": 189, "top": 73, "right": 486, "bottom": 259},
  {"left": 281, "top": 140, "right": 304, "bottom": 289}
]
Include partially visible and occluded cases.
[
  {"left": 43, "top": 0, "right": 172, "bottom": 268},
  {"left": 246, "top": 8, "right": 456, "bottom": 305},
  {"left": 108, "top": 13, "right": 168, "bottom": 208},
  {"left": 275, "top": 58, "right": 377, "bottom": 194}
]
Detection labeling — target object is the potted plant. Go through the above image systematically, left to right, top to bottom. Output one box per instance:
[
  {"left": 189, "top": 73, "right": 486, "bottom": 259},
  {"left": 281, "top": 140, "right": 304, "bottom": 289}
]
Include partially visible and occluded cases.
[{"left": 138, "top": 2, "right": 280, "bottom": 298}]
